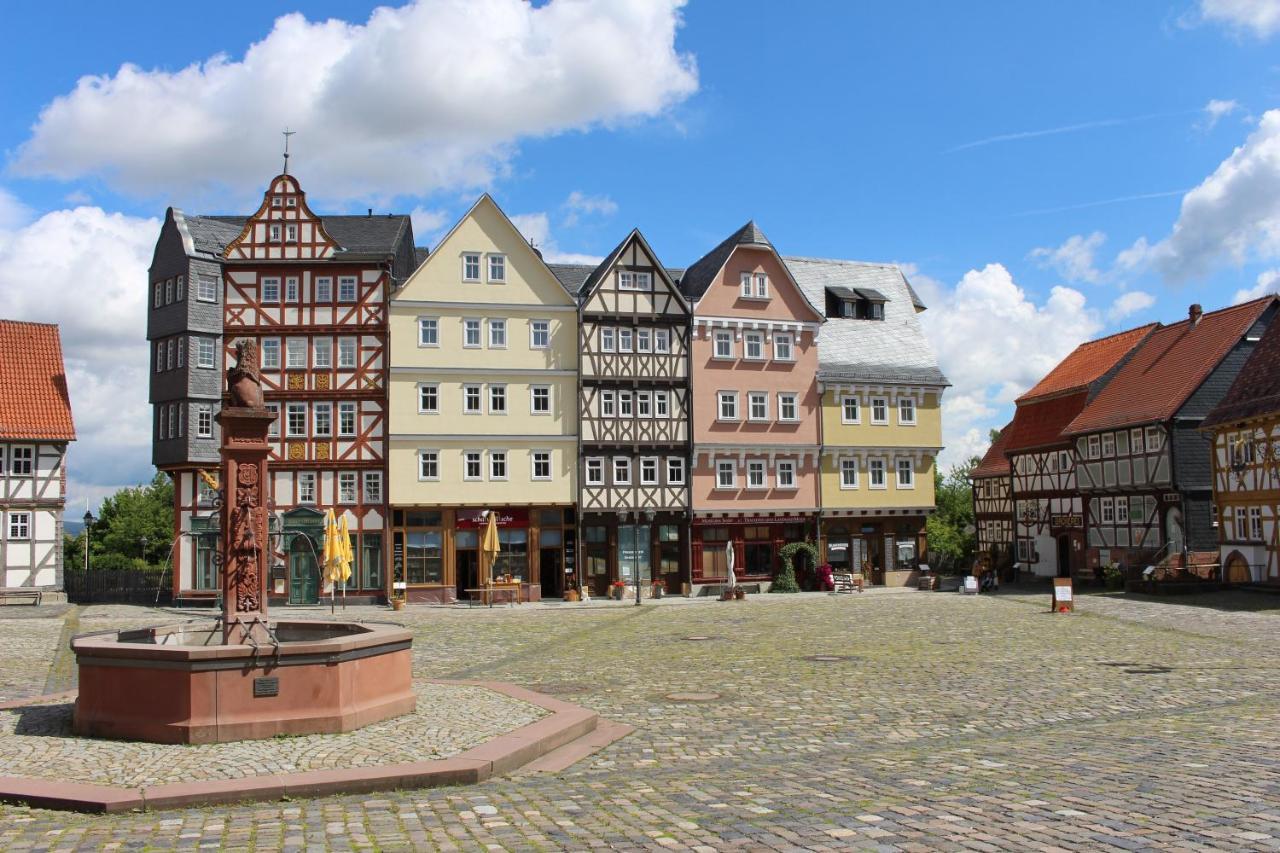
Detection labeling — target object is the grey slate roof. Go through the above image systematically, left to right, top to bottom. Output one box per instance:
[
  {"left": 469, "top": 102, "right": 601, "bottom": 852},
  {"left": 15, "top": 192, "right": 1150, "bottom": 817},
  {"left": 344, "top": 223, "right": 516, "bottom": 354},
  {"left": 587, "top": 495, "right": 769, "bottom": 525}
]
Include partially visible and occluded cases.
[
  {"left": 190, "top": 214, "right": 411, "bottom": 257},
  {"left": 678, "top": 221, "right": 773, "bottom": 300},
  {"left": 784, "top": 256, "right": 949, "bottom": 387},
  {"left": 549, "top": 262, "right": 686, "bottom": 298}
]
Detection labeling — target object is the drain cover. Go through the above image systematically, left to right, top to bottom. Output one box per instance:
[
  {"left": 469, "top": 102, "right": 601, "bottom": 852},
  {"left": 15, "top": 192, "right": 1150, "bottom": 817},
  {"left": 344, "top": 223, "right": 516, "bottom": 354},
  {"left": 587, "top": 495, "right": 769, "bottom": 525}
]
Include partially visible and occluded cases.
[
  {"left": 681, "top": 635, "right": 719, "bottom": 641},
  {"left": 802, "top": 654, "right": 857, "bottom": 662},
  {"left": 665, "top": 691, "right": 721, "bottom": 702}
]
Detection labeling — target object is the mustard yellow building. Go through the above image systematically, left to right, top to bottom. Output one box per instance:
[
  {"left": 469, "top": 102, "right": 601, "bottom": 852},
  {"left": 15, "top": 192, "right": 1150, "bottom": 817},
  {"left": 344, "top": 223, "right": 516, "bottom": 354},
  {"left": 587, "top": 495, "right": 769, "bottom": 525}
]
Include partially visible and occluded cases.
[
  {"left": 388, "top": 195, "right": 578, "bottom": 603},
  {"left": 787, "top": 259, "right": 947, "bottom": 586}
]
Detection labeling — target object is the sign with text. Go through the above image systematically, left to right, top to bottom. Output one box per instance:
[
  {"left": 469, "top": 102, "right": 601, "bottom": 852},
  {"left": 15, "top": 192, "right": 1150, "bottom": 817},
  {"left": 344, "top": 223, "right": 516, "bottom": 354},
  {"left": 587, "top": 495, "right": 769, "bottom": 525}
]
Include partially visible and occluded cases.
[
  {"left": 456, "top": 508, "right": 530, "bottom": 529},
  {"left": 1051, "top": 514, "right": 1083, "bottom": 529},
  {"left": 1052, "top": 577, "right": 1074, "bottom": 613}
]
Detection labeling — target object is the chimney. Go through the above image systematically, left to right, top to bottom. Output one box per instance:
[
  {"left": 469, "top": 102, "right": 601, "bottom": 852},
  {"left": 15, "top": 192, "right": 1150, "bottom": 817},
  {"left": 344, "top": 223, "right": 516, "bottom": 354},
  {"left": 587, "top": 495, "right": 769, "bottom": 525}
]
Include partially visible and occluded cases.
[
  {"left": 367, "top": 208, "right": 373, "bottom": 217},
  {"left": 1189, "top": 304, "right": 1203, "bottom": 328}
]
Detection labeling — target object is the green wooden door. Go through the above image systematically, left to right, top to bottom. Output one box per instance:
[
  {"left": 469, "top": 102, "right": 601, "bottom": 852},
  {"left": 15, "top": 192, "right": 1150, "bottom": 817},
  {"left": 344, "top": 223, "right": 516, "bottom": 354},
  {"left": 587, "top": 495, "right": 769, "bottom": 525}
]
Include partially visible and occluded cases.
[{"left": 288, "top": 539, "right": 319, "bottom": 605}]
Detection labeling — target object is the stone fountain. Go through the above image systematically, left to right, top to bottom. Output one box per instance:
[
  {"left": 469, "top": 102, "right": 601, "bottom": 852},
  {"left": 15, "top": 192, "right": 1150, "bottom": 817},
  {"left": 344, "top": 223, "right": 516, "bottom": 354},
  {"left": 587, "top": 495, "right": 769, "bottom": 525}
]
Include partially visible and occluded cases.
[{"left": 71, "top": 341, "right": 415, "bottom": 744}]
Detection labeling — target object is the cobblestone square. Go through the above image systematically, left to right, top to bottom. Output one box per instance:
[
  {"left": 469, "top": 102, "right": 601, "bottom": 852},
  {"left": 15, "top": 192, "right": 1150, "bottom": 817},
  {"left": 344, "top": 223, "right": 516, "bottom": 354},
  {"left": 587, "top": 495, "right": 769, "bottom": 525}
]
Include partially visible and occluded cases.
[{"left": 3, "top": 589, "right": 1280, "bottom": 850}]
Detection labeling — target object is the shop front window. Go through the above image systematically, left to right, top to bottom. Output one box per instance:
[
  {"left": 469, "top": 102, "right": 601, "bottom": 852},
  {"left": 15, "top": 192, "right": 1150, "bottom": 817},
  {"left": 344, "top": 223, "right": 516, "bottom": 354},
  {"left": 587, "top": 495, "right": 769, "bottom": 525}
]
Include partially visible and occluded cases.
[
  {"left": 658, "top": 525, "right": 681, "bottom": 576},
  {"left": 743, "top": 525, "right": 774, "bottom": 576},
  {"left": 826, "top": 525, "right": 851, "bottom": 571},
  {"left": 584, "top": 526, "right": 608, "bottom": 582},
  {"left": 700, "top": 527, "right": 728, "bottom": 578},
  {"left": 494, "top": 529, "right": 529, "bottom": 579},
  {"left": 406, "top": 530, "right": 443, "bottom": 584},
  {"left": 361, "top": 533, "right": 383, "bottom": 590},
  {"left": 896, "top": 537, "right": 917, "bottom": 571}
]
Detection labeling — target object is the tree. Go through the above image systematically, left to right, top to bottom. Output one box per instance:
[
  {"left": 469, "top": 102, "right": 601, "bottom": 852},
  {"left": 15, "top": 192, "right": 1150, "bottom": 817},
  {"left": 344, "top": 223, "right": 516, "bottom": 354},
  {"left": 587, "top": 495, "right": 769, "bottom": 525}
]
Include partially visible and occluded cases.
[
  {"left": 927, "top": 456, "right": 980, "bottom": 571},
  {"left": 89, "top": 472, "right": 174, "bottom": 567}
]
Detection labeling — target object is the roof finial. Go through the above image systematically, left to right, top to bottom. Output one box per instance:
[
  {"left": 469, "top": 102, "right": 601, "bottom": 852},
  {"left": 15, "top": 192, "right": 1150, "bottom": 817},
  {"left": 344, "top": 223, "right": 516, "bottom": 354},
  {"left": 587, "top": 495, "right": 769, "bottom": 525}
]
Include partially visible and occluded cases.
[{"left": 282, "top": 128, "right": 296, "bottom": 175}]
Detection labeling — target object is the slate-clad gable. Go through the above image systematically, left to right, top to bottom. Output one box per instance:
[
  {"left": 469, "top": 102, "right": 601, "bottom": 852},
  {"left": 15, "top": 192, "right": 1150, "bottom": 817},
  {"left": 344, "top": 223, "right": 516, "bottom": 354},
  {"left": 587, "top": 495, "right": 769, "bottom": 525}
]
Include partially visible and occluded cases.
[{"left": 1202, "top": 314, "right": 1280, "bottom": 429}]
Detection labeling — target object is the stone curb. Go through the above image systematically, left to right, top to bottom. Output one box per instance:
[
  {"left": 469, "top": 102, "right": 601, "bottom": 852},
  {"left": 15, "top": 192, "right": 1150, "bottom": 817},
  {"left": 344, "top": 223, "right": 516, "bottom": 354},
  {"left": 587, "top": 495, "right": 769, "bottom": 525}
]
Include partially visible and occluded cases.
[{"left": 0, "top": 680, "right": 605, "bottom": 813}]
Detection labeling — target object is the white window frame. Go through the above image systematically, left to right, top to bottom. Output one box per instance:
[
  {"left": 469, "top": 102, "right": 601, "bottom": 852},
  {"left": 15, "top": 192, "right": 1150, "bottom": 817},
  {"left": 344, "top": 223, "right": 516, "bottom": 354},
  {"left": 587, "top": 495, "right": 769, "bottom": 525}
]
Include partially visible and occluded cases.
[
  {"left": 462, "top": 253, "right": 481, "bottom": 282},
  {"left": 487, "top": 254, "right": 506, "bottom": 283},
  {"left": 618, "top": 270, "right": 653, "bottom": 291},
  {"left": 753, "top": 273, "right": 769, "bottom": 299},
  {"left": 176, "top": 275, "right": 185, "bottom": 301},
  {"left": 197, "top": 275, "right": 218, "bottom": 303},
  {"left": 338, "top": 276, "right": 357, "bottom": 302},
  {"left": 261, "top": 277, "right": 280, "bottom": 303},
  {"left": 285, "top": 277, "right": 299, "bottom": 302},
  {"left": 315, "top": 277, "right": 332, "bottom": 302},
  {"left": 418, "top": 317, "right": 439, "bottom": 347},
  {"left": 488, "top": 318, "right": 507, "bottom": 349},
  {"left": 463, "top": 319, "right": 482, "bottom": 349},
  {"left": 530, "top": 320, "right": 550, "bottom": 349},
  {"left": 600, "top": 327, "right": 616, "bottom": 352},
  {"left": 618, "top": 328, "right": 633, "bottom": 353},
  {"left": 637, "top": 328, "right": 651, "bottom": 353},
  {"left": 655, "top": 329, "right": 671, "bottom": 353},
  {"left": 713, "top": 330, "right": 734, "bottom": 360},
  {"left": 744, "top": 331, "right": 765, "bottom": 361},
  {"left": 773, "top": 333, "right": 794, "bottom": 362},
  {"left": 286, "top": 337, "right": 307, "bottom": 369},
  {"left": 313, "top": 337, "right": 332, "bottom": 369},
  {"left": 338, "top": 337, "right": 357, "bottom": 369},
  {"left": 418, "top": 383, "right": 440, "bottom": 414},
  {"left": 463, "top": 384, "right": 483, "bottom": 415},
  {"left": 488, "top": 384, "right": 507, "bottom": 414},
  {"left": 530, "top": 385, "right": 551, "bottom": 415},
  {"left": 600, "top": 390, "right": 616, "bottom": 418},
  {"left": 637, "top": 390, "right": 652, "bottom": 418},
  {"left": 655, "top": 390, "right": 670, "bottom": 418},
  {"left": 619, "top": 391, "right": 634, "bottom": 418},
  {"left": 718, "top": 391, "right": 739, "bottom": 422},
  {"left": 748, "top": 391, "right": 769, "bottom": 422},
  {"left": 778, "top": 393, "right": 798, "bottom": 422},
  {"left": 841, "top": 395, "right": 860, "bottom": 425},
  {"left": 870, "top": 397, "right": 889, "bottom": 425},
  {"left": 898, "top": 397, "right": 916, "bottom": 426},
  {"left": 313, "top": 402, "right": 332, "bottom": 437},
  {"left": 337, "top": 402, "right": 356, "bottom": 437},
  {"left": 267, "top": 403, "right": 281, "bottom": 437},
  {"left": 286, "top": 403, "right": 307, "bottom": 438},
  {"left": 197, "top": 405, "right": 213, "bottom": 438},
  {"left": 1145, "top": 426, "right": 1161, "bottom": 451},
  {"left": 1131, "top": 427, "right": 1144, "bottom": 454},
  {"left": 1102, "top": 432, "right": 1115, "bottom": 457},
  {"left": 1088, "top": 435, "right": 1101, "bottom": 459},
  {"left": 9, "top": 446, "right": 32, "bottom": 476},
  {"left": 418, "top": 450, "right": 440, "bottom": 481},
  {"left": 489, "top": 450, "right": 508, "bottom": 481},
  {"left": 464, "top": 451, "right": 483, "bottom": 481},
  {"left": 531, "top": 451, "right": 552, "bottom": 481},
  {"left": 612, "top": 456, "right": 632, "bottom": 486},
  {"left": 640, "top": 456, "right": 659, "bottom": 485},
  {"left": 666, "top": 456, "right": 685, "bottom": 485},
  {"left": 585, "top": 457, "right": 604, "bottom": 485},
  {"left": 840, "top": 457, "right": 859, "bottom": 489},
  {"left": 895, "top": 457, "right": 915, "bottom": 489},
  {"left": 869, "top": 458, "right": 887, "bottom": 489},
  {"left": 716, "top": 459, "right": 737, "bottom": 489},
  {"left": 776, "top": 459, "right": 797, "bottom": 490},
  {"left": 746, "top": 460, "right": 767, "bottom": 490},
  {"left": 363, "top": 471, "right": 382, "bottom": 504},
  {"left": 298, "top": 472, "right": 317, "bottom": 504},
  {"left": 338, "top": 472, "right": 358, "bottom": 504},
  {"left": 1101, "top": 497, "right": 1115, "bottom": 524},
  {"left": 8, "top": 511, "right": 31, "bottom": 540}
]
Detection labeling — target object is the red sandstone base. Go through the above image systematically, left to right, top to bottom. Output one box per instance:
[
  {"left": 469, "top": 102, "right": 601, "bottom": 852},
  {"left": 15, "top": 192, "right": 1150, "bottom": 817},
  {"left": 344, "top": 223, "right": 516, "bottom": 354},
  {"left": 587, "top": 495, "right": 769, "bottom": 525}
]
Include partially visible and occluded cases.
[{"left": 71, "top": 621, "right": 414, "bottom": 744}]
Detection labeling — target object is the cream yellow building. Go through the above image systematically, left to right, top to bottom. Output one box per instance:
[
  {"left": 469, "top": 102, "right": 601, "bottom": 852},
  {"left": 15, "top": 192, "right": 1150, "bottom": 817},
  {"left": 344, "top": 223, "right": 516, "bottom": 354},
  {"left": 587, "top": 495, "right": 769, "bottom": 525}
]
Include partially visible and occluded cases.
[
  {"left": 388, "top": 195, "right": 578, "bottom": 603},
  {"left": 787, "top": 258, "right": 947, "bottom": 586}
]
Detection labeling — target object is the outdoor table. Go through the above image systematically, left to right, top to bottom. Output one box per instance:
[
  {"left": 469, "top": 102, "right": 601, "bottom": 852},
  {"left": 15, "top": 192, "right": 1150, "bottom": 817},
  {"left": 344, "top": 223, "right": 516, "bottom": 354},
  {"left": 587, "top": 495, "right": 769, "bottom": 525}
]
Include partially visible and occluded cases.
[{"left": 464, "top": 586, "right": 520, "bottom": 607}]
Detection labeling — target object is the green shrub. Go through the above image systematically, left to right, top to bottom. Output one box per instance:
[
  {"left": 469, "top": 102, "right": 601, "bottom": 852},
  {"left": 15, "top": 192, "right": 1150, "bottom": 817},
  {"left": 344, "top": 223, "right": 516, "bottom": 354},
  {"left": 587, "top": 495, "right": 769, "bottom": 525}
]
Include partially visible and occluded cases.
[
  {"left": 773, "top": 542, "right": 818, "bottom": 593},
  {"left": 1102, "top": 563, "right": 1125, "bottom": 590}
]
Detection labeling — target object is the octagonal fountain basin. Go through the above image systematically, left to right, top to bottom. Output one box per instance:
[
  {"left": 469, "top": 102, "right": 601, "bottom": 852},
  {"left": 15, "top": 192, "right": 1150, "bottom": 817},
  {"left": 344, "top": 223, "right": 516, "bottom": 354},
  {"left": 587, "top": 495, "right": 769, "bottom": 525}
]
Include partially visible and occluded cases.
[{"left": 70, "top": 620, "right": 415, "bottom": 744}]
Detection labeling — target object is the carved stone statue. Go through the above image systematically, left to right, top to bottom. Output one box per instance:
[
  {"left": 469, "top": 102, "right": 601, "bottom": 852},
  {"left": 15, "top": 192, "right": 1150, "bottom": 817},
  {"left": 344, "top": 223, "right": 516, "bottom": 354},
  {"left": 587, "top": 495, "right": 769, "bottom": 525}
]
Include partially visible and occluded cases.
[{"left": 227, "top": 339, "right": 264, "bottom": 409}]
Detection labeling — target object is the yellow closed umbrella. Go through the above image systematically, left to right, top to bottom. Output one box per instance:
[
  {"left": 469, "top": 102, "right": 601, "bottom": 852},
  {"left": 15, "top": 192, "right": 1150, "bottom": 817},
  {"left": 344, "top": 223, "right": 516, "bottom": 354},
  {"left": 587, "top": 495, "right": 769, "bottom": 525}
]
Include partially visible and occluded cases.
[
  {"left": 321, "top": 509, "right": 342, "bottom": 613},
  {"left": 480, "top": 511, "right": 499, "bottom": 588},
  {"left": 338, "top": 514, "right": 354, "bottom": 590}
]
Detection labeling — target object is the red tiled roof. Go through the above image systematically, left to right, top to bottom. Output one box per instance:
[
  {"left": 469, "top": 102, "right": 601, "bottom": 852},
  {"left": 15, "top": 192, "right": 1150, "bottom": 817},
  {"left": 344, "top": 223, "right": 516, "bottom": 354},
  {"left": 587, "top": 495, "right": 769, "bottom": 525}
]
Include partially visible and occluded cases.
[
  {"left": 1067, "top": 297, "right": 1276, "bottom": 435},
  {"left": 1203, "top": 314, "right": 1280, "bottom": 429},
  {"left": 0, "top": 320, "right": 75, "bottom": 441},
  {"left": 1017, "top": 323, "right": 1157, "bottom": 403},
  {"left": 1003, "top": 390, "right": 1089, "bottom": 454},
  {"left": 971, "top": 421, "right": 1014, "bottom": 478}
]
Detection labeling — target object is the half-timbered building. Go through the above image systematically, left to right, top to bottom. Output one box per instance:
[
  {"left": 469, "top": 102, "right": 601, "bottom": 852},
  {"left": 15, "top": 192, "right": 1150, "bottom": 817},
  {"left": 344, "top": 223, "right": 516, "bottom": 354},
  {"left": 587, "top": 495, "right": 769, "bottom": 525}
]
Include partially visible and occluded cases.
[
  {"left": 150, "top": 172, "right": 418, "bottom": 605},
  {"left": 387, "top": 195, "right": 578, "bottom": 603},
  {"left": 681, "top": 223, "right": 825, "bottom": 590},
  {"left": 549, "top": 230, "right": 693, "bottom": 598},
  {"left": 790, "top": 259, "right": 948, "bottom": 587},
  {"left": 1066, "top": 299, "right": 1278, "bottom": 574},
  {"left": 1201, "top": 316, "right": 1280, "bottom": 584},
  {"left": 0, "top": 321, "right": 75, "bottom": 593},
  {"left": 1003, "top": 325, "right": 1156, "bottom": 579},
  {"left": 971, "top": 423, "right": 1014, "bottom": 574}
]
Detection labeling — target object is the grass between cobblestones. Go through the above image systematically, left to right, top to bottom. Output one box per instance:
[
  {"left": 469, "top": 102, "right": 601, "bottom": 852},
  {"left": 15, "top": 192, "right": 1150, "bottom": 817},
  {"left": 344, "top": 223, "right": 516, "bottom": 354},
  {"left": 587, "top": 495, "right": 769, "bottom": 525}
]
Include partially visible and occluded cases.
[{"left": 2, "top": 589, "right": 1280, "bottom": 850}]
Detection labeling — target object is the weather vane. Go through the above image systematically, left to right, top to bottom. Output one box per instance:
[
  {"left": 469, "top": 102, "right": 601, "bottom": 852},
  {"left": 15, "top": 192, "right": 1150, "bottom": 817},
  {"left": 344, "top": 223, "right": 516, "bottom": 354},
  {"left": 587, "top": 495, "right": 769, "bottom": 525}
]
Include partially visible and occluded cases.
[{"left": 282, "top": 128, "right": 296, "bottom": 175}]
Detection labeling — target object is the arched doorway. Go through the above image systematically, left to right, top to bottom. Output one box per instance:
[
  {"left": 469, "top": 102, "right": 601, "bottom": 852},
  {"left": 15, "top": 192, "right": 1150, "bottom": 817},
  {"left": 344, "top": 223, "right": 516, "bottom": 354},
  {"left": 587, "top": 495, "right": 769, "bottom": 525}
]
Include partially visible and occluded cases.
[
  {"left": 288, "top": 534, "right": 319, "bottom": 605},
  {"left": 1056, "top": 535, "right": 1071, "bottom": 578},
  {"left": 1224, "top": 551, "right": 1252, "bottom": 584}
]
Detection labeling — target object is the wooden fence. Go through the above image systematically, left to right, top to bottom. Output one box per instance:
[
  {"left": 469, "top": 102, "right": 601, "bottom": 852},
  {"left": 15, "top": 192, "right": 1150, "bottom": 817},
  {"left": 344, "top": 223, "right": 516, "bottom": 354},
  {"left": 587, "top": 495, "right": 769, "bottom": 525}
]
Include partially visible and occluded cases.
[{"left": 63, "top": 569, "right": 171, "bottom": 605}]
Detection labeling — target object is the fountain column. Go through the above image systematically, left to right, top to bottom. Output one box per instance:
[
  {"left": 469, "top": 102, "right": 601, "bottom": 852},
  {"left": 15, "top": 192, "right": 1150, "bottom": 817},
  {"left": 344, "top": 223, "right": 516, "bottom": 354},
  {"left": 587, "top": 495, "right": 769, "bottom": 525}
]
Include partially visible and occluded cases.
[{"left": 216, "top": 340, "right": 276, "bottom": 643}]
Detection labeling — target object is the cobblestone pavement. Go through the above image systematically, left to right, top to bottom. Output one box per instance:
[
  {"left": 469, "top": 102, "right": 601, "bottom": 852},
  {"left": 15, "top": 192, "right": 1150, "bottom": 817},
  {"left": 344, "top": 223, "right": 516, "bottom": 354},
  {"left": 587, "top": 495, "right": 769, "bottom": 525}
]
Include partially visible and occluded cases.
[{"left": 3, "top": 590, "right": 1280, "bottom": 850}]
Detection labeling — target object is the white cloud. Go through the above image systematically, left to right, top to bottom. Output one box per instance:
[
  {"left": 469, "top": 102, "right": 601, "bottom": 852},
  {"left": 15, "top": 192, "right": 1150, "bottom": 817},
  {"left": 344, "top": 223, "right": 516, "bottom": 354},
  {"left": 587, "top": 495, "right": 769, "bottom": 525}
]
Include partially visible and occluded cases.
[
  {"left": 10, "top": 0, "right": 698, "bottom": 204},
  {"left": 1198, "top": 0, "right": 1280, "bottom": 37},
  {"left": 1200, "top": 98, "right": 1241, "bottom": 130},
  {"left": 1144, "top": 109, "right": 1280, "bottom": 280},
  {"left": 0, "top": 188, "right": 31, "bottom": 231},
  {"left": 562, "top": 191, "right": 618, "bottom": 226},
  {"left": 0, "top": 203, "right": 160, "bottom": 513},
  {"left": 409, "top": 206, "right": 449, "bottom": 246},
  {"left": 509, "top": 211, "right": 602, "bottom": 265},
  {"left": 1028, "top": 231, "right": 1106, "bottom": 283},
  {"left": 919, "top": 263, "right": 1102, "bottom": 471},
  {"left": 1234, "top": 268, "right": 1280, "bottom": 303},
  {"left": 1108, "top": 290, "right": 1156, "bottom": 320}
]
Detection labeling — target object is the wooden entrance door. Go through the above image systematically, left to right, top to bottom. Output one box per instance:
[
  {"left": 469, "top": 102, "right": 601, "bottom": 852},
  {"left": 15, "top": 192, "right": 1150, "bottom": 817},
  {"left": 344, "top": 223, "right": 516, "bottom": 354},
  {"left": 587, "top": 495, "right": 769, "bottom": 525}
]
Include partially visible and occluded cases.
[
  {"left": 288, "top": 538, "right": 319, "bottom": 605},
  {"left": 1225, "top": 552, "right": 1251, "bottom": 584}
]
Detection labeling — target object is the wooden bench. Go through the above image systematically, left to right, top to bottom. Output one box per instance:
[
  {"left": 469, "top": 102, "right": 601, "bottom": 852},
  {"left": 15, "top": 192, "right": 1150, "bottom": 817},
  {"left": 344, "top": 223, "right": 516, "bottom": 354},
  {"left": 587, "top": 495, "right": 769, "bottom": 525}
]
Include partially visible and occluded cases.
[
  {"left": 832, "top": 573, "right": 863, "bottom": 594},
  {"left": 463, "top": 586, "right": 519, "bottom": 608},
  {"left": 0, "top": 588, "right": 42, "bottom": 606}
]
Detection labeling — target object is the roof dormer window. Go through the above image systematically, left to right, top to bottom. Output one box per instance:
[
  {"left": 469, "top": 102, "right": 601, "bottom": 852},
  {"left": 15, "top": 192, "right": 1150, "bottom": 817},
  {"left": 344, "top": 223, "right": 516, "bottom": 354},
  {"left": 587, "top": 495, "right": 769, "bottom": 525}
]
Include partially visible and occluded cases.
[{"left": 825, "top": 286, "right": 887, "bottom": 320}]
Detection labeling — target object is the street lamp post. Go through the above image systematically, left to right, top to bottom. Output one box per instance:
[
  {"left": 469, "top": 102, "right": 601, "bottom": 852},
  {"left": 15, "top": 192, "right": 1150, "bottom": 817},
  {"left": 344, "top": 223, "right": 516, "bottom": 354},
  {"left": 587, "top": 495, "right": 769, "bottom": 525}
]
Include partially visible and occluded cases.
[
  {"left": 82, "top": 510, "right": 94, "bottom": 572},
  {"left": 140, "top": 535, "right": 149, "bottom": 565}
]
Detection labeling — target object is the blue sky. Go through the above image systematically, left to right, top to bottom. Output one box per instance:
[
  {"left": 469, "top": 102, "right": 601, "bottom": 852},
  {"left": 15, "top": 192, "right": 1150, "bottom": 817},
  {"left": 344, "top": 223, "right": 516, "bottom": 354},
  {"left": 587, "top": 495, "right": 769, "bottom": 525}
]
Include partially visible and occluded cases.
[{"left": 2, "top": 0, "right": 1279, "bottom": 509}]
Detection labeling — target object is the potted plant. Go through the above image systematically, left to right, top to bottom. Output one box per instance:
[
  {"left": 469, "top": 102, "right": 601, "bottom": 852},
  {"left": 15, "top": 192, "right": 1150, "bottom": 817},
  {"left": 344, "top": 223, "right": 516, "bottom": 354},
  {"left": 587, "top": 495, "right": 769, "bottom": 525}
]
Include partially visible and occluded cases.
[
  {"left": 1102, "top": 562, "right": 1125, "bottom": 591},
  {"left": 652, "top": 579, "right": 666, "bottom": 599},
  {"left": 611, "top": 580, "right": 626, "bottom": 601},
  {"left": 564, "top": 581, "right": 580, "bottom": 602},
  {"left": 733, "top": 586, "right": 746, "bottom": 600},
  {"left": 390, "top": 594, "right": 406, "bottom": 611}
]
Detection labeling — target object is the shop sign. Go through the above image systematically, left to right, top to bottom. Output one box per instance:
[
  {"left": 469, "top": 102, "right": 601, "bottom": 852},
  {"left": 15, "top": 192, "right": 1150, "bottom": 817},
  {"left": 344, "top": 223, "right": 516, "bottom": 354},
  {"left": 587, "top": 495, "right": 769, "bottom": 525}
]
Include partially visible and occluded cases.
[
  {"left": 456, "top": 508, "right": 530, "bottom": 528},
  {"left": 1051, "top": 513, "right": 1083, "bottom": 529},
  {"left": 695, "top": 515, "right": 810, "bottom": 526},
  {"left": 563, "top": 530, "right": 576, "bottom": 574},
  {"left": 828, "top": 541, "right": 849, "bottom": 552}
]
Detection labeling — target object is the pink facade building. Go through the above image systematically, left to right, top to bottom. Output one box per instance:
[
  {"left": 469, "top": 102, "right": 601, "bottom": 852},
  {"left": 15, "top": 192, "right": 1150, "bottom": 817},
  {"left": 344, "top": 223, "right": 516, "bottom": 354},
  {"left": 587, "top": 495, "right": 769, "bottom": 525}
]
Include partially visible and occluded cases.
[{"left": 680, "top": 223, "right": 825, "bottom": 584}]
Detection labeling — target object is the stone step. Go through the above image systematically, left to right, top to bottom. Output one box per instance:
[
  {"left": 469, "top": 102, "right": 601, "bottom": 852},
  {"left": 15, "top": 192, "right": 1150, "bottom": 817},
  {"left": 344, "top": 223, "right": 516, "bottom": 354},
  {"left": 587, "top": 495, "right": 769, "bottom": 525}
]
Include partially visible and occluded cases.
[{"left": 514, "top": 719, "right": 635, "bottom": 775}]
